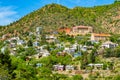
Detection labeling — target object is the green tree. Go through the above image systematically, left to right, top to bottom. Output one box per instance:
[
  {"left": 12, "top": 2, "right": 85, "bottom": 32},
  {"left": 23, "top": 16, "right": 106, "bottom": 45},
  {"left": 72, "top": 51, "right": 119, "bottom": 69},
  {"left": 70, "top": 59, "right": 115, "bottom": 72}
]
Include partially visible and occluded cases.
[
  {"left": 27, "top": 40, "right": 33, "bottom": 47},
  {"left": 0, "top": 48, "right": 16, "bottom": 79},
  {"left": 87, "top": 49, "right": 96, "bottom": 63},
  {"left": 81, "top": 52, "right": 88, "bottom": 69},
  {"left": 13, "top": 57, "right": 37, "bottom": 80},
  {"left": 0, "top": 66, "right": 11, "bottom": 80},
  {"left": 72, "top": 75, "right": 83, "bottom": 80},
  {"left": 113, "top": 75, "right": 120, "bottom": 80}
]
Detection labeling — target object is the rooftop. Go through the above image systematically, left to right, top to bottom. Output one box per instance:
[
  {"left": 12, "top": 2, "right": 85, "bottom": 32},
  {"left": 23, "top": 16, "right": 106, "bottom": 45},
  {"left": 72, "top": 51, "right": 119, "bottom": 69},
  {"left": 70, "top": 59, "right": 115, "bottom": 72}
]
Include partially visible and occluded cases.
[
  {"left": 72, "top": 26, "right": 92, "bottom": 29},
  {"left": 93, "top": 33, "right": 111, "bottom": 37}
]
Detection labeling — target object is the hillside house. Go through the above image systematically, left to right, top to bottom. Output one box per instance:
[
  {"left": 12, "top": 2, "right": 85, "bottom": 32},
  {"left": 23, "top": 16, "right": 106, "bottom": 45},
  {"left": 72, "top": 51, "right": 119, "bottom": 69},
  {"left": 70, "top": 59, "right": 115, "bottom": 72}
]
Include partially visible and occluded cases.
[
  {"left": 69, "top": 26, "right": 93, "bottom": 36},
  {"left": 36, "top": 27, "right": 42, "bottom": 35},
  {"left": 91, "top": 33, "right": 111, "bottom": 41},
  {"left": 46, "top": 35, "right": 57, "bottom": 43},
  {"left": 17, "top": 40, "right": 25, "bottom": 45},
  {"left": 101, "top": 41, "right": 118, "bottom": 48},
  {"left": 56, "top": 43, "right": 63, "bottom": 49},
  {"left": 71, "top": 43, "right": 78, "bottom": 50},
  {"left": 81, "top": 45, "right": 87, "bottom": 52},
  {"left": 63, "top": 47, "right": 69, "bottom": 53},
  {"left": 68, "top": 48, "right": 76, "bottom": 54},
  {"left": 33, "top": 49, "right": 50, "bottom": 59},
  {"left": 40, "top": 49, "right": 50, "bottom": 57},
  {"left": 56, "top": 52, "right": 66, "bottom": 56},
  {"left": 73, "top": 52, "right": 82, "bottom": 58},
  {"left": 33, "top": 53, "right": 42, "bottom": 59},
  {"left": 36, "top": 63, "right": 42, "bottom": 68},
  {"left": 88, "top": 63, "right": 103, "bottom": 70},
  {"left": 53, "top": 65, "right": 65, "bottom": 71},
  {"left": 65, "top": 65, "right": 74, "bottom": 71}
]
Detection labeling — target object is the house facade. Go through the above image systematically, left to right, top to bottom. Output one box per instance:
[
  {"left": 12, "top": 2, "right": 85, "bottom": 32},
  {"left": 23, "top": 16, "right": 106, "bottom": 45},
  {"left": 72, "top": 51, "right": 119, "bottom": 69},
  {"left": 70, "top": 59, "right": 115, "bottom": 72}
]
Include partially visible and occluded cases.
[
  {"left": 69, "top": 26, "right": 93, "bottom": 36},
  {"left": 91, "top": 33, "right": 111, "bottom": 41},
  {"left": 46, "top": 35, "right": 57, "bottom": 43},
  {"left": 101, "top": 41, "right": 118, "bottom": 48},
  {"left": 88, "top": 63, "right": 103, "bottom": 70},
  {"left": 53, "top": 65, "right": 64, "bottom": 71},
  {"left": 65, "top": 65, "right": 74, "bottom": 71}
]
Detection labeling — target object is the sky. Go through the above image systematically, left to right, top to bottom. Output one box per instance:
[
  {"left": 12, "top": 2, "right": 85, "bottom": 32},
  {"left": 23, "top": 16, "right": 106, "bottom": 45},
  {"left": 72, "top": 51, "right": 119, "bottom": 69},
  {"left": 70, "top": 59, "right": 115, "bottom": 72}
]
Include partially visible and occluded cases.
[{"left": 0, "top": 0, "right": 115, "bottom": 26}]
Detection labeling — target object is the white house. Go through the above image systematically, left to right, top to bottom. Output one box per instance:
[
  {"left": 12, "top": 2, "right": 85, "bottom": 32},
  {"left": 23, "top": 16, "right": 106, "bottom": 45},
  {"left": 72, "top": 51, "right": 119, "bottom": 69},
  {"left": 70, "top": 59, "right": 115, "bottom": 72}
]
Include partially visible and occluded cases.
[
  {"left": 46, "top": 35, "right": 57, "bottom": 43},
  {"left": 17, "top": 40, "right": 25, "bottom": 45},
  {"left": 101, "top": 41, "right": 118, "bottom": 48},
  {"left": 71, "top": 43, "right": 77, "bottom": 50},
  {"left": 81, "top": 45, "right": 87, "bottom": 51},
  {"left": 40, "top": 50, "right": 50, "bottom": 57},
  {"left": 33, "top": 53, "right": 42, "bottom": 59},
  {"left": 88, "top": 63, "right": 103, "bottom": 69},
  {"left": 53, "top": 64, "right": 64, "bottom": 71},
  {"left": 65, "top": 65, "right": 74, "bottom": 71}
]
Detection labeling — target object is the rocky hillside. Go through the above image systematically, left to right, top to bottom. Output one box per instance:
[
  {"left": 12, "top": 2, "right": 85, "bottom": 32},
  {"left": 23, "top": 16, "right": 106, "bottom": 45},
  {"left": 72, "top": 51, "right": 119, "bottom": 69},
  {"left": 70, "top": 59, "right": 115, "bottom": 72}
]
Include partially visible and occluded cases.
[{"left": 0, "top": 2, "right": 120, "bottom": 37}]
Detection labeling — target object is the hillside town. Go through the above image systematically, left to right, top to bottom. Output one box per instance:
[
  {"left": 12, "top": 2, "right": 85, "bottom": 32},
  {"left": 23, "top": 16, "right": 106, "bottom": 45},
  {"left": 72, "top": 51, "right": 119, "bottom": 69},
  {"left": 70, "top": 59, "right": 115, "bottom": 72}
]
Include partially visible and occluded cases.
[{"left": 1, "top": 25, "right": 120, "bottom": 80}]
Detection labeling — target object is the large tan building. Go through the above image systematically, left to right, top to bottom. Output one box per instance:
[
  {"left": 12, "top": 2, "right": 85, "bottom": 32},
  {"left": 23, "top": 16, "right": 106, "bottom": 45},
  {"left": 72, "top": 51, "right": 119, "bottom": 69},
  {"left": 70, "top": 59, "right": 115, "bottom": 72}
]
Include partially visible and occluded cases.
[
  {"left": 69, "top": 26, "right": 93, "bottom": 36},
  {"left": 91, "top": 33, "right": 111, "bottom": 41}
]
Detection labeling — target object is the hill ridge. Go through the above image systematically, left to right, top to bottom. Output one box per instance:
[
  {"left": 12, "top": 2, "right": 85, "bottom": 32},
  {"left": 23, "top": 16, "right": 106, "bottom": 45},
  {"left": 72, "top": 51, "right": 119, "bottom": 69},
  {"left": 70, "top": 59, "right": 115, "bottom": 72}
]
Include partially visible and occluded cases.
[{"left": 0, "top": 2, "right": 120, "bottom": 37}]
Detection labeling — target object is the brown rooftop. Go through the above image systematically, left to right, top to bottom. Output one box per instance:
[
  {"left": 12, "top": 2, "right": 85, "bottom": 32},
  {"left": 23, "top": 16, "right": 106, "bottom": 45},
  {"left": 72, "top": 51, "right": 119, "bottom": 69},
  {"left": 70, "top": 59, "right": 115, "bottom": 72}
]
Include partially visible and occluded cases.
[{"left": 93, "top": 33, "right": 111, "bottom": 37}]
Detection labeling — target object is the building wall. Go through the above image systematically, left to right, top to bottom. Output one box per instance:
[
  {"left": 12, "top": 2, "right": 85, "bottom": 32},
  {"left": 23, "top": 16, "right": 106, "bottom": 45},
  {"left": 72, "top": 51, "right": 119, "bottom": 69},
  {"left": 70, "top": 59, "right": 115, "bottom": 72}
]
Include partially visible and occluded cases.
[
  {"left": 70, "top": 26, "right": 93, "bottom": 36},
  {"left": 91, "top": 33, "right": 110, "bottom": 41}
]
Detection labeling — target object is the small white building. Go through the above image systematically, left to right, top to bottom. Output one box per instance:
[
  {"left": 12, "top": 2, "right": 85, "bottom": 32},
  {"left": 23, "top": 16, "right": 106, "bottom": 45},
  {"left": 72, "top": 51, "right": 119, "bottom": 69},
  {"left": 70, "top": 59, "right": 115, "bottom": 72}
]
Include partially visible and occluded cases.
[
  {"left": 46, "top": 35, "right": 57, "bottom": 43},
  {"left": 17, "top": 40, "right": 25, "bottom": 45},
  {"left": 101, "top": 41, "right": 118, "bottom": 48},
  {"left": 71, "top": 43, "right": 77, "bottom": 50},
  {"left": 81, "top": 45, "right": 87, "bottom": 51},
  {"left": 63, "top": 47, "right": 70, "bottom": 53},
  {"left": 39, "top": 49, "right": 50, "bottom": 57},
  {"left": 42, "top": 50, "right": 50, "bottom": 57},
  {"left": 33, "top": 53, "right": 42, "bottom": 59},
  {"left": 88, "top": 63, "right": 103, "bottom": 69},
  {"left": 53, "top": 64, "right": 64, "bottom": 71},
  {"left": 65, "top": 65, "right": 74, "bottom": 71}
]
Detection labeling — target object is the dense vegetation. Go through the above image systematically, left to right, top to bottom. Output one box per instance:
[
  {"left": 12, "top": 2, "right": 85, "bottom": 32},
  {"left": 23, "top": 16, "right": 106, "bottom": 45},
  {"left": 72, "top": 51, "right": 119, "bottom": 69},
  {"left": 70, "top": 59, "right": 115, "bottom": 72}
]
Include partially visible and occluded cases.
[
  {"left": 1, "top": 1, "right": 120, "bottom": 80},
  {"left": 0, "top": 2, "right": 120, "bottom": 37}
]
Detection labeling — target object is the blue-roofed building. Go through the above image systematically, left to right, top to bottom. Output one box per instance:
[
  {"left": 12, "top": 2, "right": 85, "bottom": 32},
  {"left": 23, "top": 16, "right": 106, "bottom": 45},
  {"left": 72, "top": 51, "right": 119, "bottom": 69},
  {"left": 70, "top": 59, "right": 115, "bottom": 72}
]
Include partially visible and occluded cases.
[
  {"left": 73, "top": 52, "right": 82, "bottom": 58},
  {"left": 36, "top": 63, "right": 42, "bottom": 68},
  {"left": 65, "top": 65, "right": 74, "bottom": 71}
]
